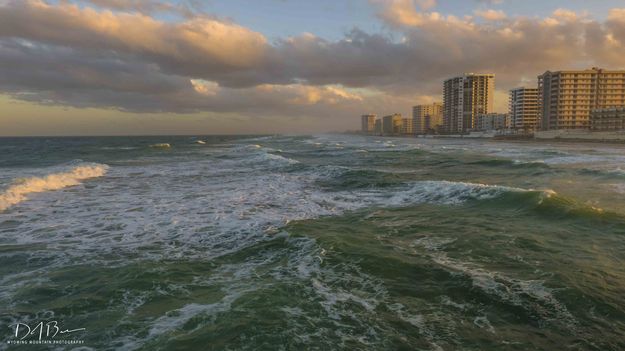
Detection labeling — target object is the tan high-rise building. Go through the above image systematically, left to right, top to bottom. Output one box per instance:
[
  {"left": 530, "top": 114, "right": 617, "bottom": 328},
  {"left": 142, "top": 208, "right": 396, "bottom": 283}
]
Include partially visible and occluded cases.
[
  {"left": 538, "top": 68, "right": 625, "bottom": 130},
  {"left": 443, "top": 73, "right": 495, "bottom": 133},
  {"left": 509, "top": 87, "right": 539, "bottom": 132},
  {"left": 413, "top": 102, "right": 443, "bottom": 134},
  {"left": 591, "top": 107, "right": 625, "bottom": 131},
  {"left": 382, "top": 113, "right": 403, "bottom": 135},
  {"left": 476, "top": 113, "right": 509, "bottom": 131},
  {"left": 361, "top": 114, "right": 377, "bottom": 134},
  {"left": 424, "top": 114, "right": 444, "bottom": 133},
  {"left": 401, "top": 118, "right": 413, "bottom": 134},
  {"left": 374, "top": 119, "right": 382, "bottom": 135}
]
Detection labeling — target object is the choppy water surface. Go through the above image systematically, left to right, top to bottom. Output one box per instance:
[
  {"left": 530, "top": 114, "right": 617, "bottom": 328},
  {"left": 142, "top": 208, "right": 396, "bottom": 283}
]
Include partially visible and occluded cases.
[{"left": 1, "top": 134, "right": 625, "bottom": 350}]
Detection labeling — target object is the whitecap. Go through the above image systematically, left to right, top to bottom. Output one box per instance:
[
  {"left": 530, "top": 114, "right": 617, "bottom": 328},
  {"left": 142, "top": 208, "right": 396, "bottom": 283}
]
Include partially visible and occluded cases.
[
  {"left": 149, "top": 143, "right": 171, "bottom": 148},
  {"left": 0, "top": 164, "right": 109, "bottom": 212}
]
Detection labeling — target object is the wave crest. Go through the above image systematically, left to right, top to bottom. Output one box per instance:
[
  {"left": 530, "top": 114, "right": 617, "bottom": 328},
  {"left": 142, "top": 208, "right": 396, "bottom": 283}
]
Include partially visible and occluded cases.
[{"left": 0, "top": 164, "right": 109, "bottom": 212}]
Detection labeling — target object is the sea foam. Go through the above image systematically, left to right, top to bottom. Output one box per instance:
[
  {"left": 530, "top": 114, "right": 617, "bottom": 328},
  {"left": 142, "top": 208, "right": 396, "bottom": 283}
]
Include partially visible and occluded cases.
[{"left": 0, "top": 164, "right": 108, "bottom": 212}]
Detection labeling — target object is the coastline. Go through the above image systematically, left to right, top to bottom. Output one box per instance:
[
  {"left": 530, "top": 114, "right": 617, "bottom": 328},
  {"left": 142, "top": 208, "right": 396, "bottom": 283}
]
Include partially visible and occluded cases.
[{"left": 350, "top": 132, "right": 625, "bottom": 145}]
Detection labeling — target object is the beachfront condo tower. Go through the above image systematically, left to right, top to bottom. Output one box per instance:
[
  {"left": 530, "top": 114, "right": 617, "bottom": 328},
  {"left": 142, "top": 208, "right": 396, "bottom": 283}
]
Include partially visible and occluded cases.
[
  {"left": 538, "top": 68, "right": 625, "bottom": 130},
  {"left": 443, "top": 73, "right": 495, "bottom": 133},
  {"left": 509, "top": 87, "right": 539, "bottom": 132},
  {"left": 413, "top": 102, "right": 443, "bottom": 134},
  {"left": 361, "top": 114, "right": 377, "bottom": 134},
  {"left": 382, "top": 114, "right": 403, "bottom": 135}
]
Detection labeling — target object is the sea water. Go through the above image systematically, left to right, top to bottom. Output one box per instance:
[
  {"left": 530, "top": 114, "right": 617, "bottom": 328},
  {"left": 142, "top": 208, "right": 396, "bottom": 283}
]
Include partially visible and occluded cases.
[{"left": 1, "top": 134, "right": 624, "bottom": 350}]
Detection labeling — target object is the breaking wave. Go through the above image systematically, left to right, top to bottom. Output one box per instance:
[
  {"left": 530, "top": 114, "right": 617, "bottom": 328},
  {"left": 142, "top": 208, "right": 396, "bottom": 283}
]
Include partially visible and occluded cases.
[
  {"left": 149, "top": 143, "right": 171, "bottom": 148},
  {"left": 0, "top": 164, "right": 109, "bottom": 212},
  {"left": 335, "top": 180, "right": 550, "bottom": 209}
]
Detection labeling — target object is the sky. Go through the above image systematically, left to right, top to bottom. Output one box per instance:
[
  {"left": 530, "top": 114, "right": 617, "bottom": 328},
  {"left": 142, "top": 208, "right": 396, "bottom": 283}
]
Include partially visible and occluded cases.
[{"left": 2, "top": 0, "right": 625, "bottom": 136}]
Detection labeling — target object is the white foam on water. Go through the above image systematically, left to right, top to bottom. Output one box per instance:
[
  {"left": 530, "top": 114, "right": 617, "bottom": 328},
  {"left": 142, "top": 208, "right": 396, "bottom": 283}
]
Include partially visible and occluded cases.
[
  {"left": 2, "top": 134, "right": 623, "bottom": 350},
  {"left": 0, "top": 138, "right": 552, "bottom": 270},
  {"left": 149, "top": 143, "right": 171, "bottom": 148},
  {"left": 541, "top": 155, "right": 600, "bottom": 165},
  {"left": 0, "top": 164, "right": 109, "bottom": 212},
  {"left": 592, "top": 167, "right": 625, "bottom": 178},
  {"left": 326, "top": 180, "right": 547, "bottom": 210},
  {"left": 387, "top": 181, "right": 529, "bottom": 205},
  {"left": 612, "top": 183, "right": 625, "bottom": 194},
  {"left": 411, "top": 236, "right": 456, "bottom": 251},
  {"left": 431, "top": 253, "right": 578, "bottom": 330},
  {"left": 147, "top": 297, "right": 239, "bottom": 339},
  {"left": 388, "top": 303, "right": 446, "bottom": 351},
  {"left": 473, "top": 315, "right": 496, "bottom": 334}
]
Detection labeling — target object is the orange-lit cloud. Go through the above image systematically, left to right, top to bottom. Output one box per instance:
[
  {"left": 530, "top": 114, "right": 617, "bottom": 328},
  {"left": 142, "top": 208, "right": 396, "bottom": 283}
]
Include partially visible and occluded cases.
[
  {"left": 1, "top": 0, "right": 625, "bottom": 131},
  {"left": 474, "top": 9, "right": 506, "bottom": 21}
]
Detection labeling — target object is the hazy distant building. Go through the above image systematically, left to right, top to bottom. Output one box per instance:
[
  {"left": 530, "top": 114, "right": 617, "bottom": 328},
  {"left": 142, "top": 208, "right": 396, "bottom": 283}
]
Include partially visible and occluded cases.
[
  {"left": 538, "top": 67, "right": 625, "bottom": 130},
  {"left": 444, "top": 73, "right": 495, "bottom": 133},
  {"left": 509, "top": 87, "right": 539, "bottom": 132},
  {"left": 413, "top": 103, "right": 443, "bottom": 134},
  {"left": 591, "top": 107, "right": 625, "bottom": 131},
  {"left": 476, "top": 113, "right": 508, "bottom": 131},
  {"left": 361, "top": 114, "right": 377, "bottom": 134},
  {"left": 382, "top": 114, "right": 403, "bottom": 135},
  {"left": 425, "top": 114, "right": 444, "bottom": 134},
  {"left": 401, "top": 118, "right": 413, "bottom": 134},
  {"left": 374, "top": 119, "right": 382, "bottom": 135}
]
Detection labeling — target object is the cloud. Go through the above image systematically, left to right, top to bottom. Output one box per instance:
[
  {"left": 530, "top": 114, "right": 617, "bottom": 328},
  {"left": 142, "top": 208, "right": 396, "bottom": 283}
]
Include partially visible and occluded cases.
[
  {"left": 0, "top": 0, "right": 269, "bottom": 76},
  {"left": 1, "top": 0, "right": 625, "bottom": 127},
  {"left": 83, "top": 0, "right": 180, "bottom": 14},
  {"left": 372, "top": 0, "right": 443, "bottom": 27},
  {"left": 475, "top": 0, "right": 503, "bottom": 4},
  {"left": 552, "top": 8, "right": 579, "bottom": 22},
  {"left": 474, "top": 9, "right": 506, "bottom": 21},
  {"left": 0, "top": 38, "right": 377, "bottom": 117},
  {"left": 190, "top": 79, "right": 220, "bottom": 96},
  {"left": 255, "top": 84, "right": 363, "bottom": 106}
]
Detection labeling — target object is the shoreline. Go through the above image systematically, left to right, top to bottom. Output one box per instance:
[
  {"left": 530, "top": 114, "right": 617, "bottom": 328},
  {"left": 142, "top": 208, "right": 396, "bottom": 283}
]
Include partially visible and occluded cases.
[{"left": 349, "top": 133, "right": 625, "bottom": 146}]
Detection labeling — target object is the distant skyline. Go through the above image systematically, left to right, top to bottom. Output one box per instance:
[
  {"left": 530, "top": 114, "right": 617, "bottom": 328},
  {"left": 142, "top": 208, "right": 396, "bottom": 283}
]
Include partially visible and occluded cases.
[{"left": 2, "top": 0, "right": 625, "bottom": 135}]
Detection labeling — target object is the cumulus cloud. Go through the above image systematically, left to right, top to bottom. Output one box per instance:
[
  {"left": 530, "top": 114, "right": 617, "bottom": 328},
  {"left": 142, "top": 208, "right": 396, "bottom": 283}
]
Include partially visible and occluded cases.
[
  {"left": 0, "top": 0, "right": 269, "bottom": 75},
  {"left": 1, "top": 0, "right": 625, "bottom": 125},
  {"left": 83, "top": 0, "right": 189, "bottom": 14},
  {"left": 372, "top": 0, "right": 444, "bottom": 27},
  {"left": 475, "top": 0, "right": 503, "bottom": 4},
  {"left": 474, "top": 9, "right": 506, "bottom": 21},
  {"left": 0, "top": 38, "right": 378, "bottom": 117}
]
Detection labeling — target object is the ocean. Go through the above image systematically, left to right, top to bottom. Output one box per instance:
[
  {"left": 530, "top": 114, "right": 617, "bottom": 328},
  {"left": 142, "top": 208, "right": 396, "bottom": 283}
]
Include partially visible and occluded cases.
[{"left": 1, "top": 134, "right": 624, "bottom": 350}]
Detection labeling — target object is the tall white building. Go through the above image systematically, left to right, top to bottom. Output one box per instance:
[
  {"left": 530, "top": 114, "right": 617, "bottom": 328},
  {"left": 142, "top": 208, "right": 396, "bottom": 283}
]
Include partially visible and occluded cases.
[
  {"left": 443, "top": 73, "right": 495, "bottom": 133},
  {"left": 509, "top": 87, "right": 539, "bottom": 132},
  {"left": 361, "top": 114, "right": 377, "bottom": 134}
]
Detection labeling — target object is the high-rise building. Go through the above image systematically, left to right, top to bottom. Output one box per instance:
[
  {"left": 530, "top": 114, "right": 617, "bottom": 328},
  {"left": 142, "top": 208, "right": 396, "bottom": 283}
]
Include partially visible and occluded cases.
[
  {"left": 538, "top": 67, "right": 625, "bottom": 130},
  {"left": 443, "top": 73, "right": 495, "bottom": 133},
  {"left": 509, "top": 87, "right": 539, "bottom": 132},
  {"left": 413, "top": 103, "right": 443, "bottom": 134},
  {"left": 591, "top": 107, "right": 625, "bottom": 131},
  {"left": 476, "top": 113, "right": 509, "bottom": 131},
  {"left": 361, "top": 114, "right": 377, "bottom": 134},
  {"left": 382, "top": 114, "right": 403, "bottom": 135},
  {"left": 424, "top": 114, "right": 444, "bottom": 134},
  {"left": 401, "top": 118, "right": 413, "bottom": 134},
  {"left": 374, "top": 119, "right": 382, "bottom": 135}
]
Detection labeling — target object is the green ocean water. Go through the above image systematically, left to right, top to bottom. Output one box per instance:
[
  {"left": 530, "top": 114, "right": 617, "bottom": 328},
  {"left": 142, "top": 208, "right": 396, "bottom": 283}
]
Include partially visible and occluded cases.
[{"left": 1, "top": 134, "right": 625, "bottom": 350}]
